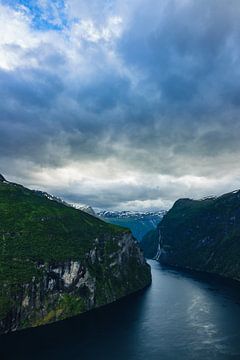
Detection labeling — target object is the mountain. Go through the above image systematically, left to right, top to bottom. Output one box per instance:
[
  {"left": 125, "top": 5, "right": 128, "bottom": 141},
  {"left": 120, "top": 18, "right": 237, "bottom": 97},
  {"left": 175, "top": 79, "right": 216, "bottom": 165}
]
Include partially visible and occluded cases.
[
  {"left": 0, "top": 175, "right": 151, "bottom": 334},
  {"left": 33, "top": 190, "right": 72, "bottom": 207},
  {"left": 158, "top": 190, "right": 240, "bottom": 281},
  {"left": 34, "top": 194, "right": 97, "bottom": 217},
  {"left": 73, "top": 204, "right": 97, "bottom": 216},
  {"left": 97, "top": 210, "right": 166, "bottom": 241}
]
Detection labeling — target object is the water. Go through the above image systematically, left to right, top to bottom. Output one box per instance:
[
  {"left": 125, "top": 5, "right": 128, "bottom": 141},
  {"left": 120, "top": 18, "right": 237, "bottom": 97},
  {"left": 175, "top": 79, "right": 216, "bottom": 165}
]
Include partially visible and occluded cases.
[{"left": 1, "top": 260, "right": 240, "bottom": 360}]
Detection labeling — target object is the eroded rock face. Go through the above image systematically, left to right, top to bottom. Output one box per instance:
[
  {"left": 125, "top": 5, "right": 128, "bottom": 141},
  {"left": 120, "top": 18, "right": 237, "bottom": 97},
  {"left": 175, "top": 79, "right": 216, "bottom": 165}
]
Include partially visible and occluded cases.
[
  {"left": 158, "top": 191, "right": 240, "bottom": 281},
  {"left": 0, "top": 233, "right": 151, "bottom": 334}
]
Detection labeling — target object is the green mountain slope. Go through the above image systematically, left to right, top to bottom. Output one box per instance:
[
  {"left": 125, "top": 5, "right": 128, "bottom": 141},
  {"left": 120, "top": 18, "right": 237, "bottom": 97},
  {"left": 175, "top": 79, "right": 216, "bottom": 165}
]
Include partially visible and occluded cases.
[
  {"left": 0, "top": 176, "right": 151, "bottom": 333},
  {"left": 159, "top": 191, "right": 240, "bottom": 281}
]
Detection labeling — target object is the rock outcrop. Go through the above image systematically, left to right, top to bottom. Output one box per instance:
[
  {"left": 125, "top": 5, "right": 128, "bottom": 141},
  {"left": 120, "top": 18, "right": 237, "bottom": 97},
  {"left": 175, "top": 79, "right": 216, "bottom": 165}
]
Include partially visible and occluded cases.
[{"left": 0, "top": 177, "right": 151, "bottom": 334}]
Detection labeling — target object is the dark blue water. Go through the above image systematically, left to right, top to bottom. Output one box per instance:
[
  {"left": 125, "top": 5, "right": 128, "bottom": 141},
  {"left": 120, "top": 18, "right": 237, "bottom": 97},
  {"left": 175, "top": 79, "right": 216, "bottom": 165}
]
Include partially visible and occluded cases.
[{"left": 1, "top": 260, "right": 240, "bottom": 360}]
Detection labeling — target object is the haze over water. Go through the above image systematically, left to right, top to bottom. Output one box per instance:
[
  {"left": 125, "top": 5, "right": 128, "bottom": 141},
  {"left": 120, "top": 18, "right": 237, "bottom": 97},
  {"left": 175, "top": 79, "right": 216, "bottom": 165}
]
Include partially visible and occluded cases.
[{"left": 1, "top": 260, "right": 240, "bottom": 360}]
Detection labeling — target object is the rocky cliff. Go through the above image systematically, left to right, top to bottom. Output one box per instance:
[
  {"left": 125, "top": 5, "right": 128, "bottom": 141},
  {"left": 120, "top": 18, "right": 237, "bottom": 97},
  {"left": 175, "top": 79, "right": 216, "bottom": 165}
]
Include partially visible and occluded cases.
[
  {"left": 0, "top": 175, "right": 151, "bottom": 334},
  {"left": 158, "top": 191, "right": 240, "bottom": 281}
]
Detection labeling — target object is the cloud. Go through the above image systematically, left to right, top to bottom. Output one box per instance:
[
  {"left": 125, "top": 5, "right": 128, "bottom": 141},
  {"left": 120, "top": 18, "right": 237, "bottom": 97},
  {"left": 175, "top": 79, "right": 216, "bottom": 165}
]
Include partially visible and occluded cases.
[{"left": 1, "top": 0, "right": 240, "bottom": 210}]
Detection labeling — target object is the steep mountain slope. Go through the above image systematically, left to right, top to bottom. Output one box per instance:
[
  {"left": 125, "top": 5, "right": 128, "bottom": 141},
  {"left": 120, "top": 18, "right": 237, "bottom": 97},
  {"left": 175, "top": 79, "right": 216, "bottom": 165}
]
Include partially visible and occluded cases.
[
  {"left": 0, "top": 175, "right": 151, "bottom": 334},
  {"left": 158, "top": 191, "right": 240, "bottom": 281},
  {"left": 98, "top": 211, "right": 165, "bottom": 241},
  {"left": 140, "top": 228, "right": 160, "bottom": 259}
]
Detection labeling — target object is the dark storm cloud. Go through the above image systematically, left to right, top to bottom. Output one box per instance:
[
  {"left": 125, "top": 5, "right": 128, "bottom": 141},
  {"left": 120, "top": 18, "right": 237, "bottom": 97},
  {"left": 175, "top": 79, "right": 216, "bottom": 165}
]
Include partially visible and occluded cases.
[
  {"left": 1, "top": 0, "right": 240, "bottom": 208},
  {"left": 117, "top": 0, "right": 240, "bottom": 125},
  {"left": 58, "top": 183, "right": 163, "bottom": 209}
]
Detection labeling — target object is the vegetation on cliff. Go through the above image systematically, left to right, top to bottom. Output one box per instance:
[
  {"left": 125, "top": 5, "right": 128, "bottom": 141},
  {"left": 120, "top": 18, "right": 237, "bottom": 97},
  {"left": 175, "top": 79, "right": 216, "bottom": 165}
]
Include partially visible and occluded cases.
[
  {"left": 0, "top": 176, "right": 151, "bottom": 333},
  {"left": 159, "top": 191, "right": 240, "bottom": 281}
]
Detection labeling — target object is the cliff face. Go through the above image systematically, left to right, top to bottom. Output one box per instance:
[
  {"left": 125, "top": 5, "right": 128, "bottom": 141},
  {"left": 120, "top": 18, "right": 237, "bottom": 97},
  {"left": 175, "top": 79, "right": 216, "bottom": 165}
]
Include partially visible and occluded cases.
[
  {"left": 0, "top": 177, "right": 151, "bottom": 334},
  {"left": 158, "top": 191, "right": 240, "bottom": 281},
  {"left": 140, "top": 228, "right": 160, "bottom": 259}
]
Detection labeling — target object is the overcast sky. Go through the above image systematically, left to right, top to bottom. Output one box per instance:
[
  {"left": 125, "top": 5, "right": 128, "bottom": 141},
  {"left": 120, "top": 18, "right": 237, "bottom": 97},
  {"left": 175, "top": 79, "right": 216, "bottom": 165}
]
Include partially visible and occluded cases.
[{"left": 1, "top": 0, "right": 240, "bottom": 210}]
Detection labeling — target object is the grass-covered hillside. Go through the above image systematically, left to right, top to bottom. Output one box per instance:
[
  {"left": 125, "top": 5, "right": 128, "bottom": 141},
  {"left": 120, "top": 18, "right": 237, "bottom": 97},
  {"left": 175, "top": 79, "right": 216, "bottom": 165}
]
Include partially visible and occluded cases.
[
  {"left": 0, "top": 175, "right": 151, "bottom": 333},
  {"left": 0, "top": 179, "right": 124, "bottom": 284},
  {"left": 159, "top": 191, "right": 240, "bottom": 281}
]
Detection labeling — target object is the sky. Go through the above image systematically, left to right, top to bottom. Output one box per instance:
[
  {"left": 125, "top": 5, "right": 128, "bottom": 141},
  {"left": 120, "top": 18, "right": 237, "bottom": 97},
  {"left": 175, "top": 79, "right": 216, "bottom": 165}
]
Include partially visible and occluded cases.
[{"left": 1, "top": 0, "right": 240, "bottom": 211}]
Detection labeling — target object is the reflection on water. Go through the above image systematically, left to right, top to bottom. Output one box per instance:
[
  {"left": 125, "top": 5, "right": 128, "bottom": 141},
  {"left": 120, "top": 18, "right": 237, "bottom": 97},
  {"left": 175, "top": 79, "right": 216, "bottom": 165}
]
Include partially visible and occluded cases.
[{"left": 1, "top": 260, "right": 240, "bottom": 360}]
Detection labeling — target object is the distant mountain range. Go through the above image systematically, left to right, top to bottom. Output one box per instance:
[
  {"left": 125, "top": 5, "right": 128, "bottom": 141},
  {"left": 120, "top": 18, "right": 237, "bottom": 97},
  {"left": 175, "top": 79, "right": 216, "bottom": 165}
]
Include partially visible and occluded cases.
[
  {"left": 26, "top": 193, "right": 165, "bottom": 244},
  {"left": 31, "top": 193, "right": 165, "bottom": 244},
  {"left": 97, "top": 210, "right": 166, "bottom": 241}
]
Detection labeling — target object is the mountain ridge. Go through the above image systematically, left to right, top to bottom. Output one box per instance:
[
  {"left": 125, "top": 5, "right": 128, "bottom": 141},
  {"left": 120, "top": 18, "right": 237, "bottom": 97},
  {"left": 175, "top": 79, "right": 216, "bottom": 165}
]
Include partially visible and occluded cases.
[{"left": 0, "top": 174, "right": 7, "bottom": 182}]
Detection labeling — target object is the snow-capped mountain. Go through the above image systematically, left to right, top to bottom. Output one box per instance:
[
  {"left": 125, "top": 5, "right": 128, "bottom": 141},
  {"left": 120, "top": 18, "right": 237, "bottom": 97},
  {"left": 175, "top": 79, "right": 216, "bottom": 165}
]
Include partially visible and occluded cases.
[
  {"left": 32, "top": 190, "right": 165, "bottom": 239},
  {"left": 33, "top": 190, "right": 71, "bottom": 207},
  {"left": 34, "top": 192, "right": 97, "bottom": 217},
  {"left": 72, "top": 204, "right": 97, "bottom": 216},
  {"left": 97, "top": 210, "right": 166, "bottom": 241},
  {"left": 98, "top": 210, "right": 166, "bottom": 219}
]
